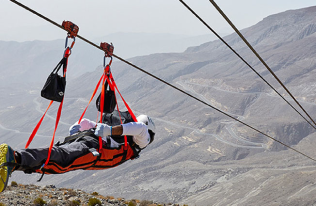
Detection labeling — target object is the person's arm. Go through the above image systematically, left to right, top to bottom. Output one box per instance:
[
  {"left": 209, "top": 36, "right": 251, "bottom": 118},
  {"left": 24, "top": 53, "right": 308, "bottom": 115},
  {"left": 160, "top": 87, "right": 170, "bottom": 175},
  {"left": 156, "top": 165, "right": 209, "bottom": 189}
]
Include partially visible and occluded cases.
[
  {"left": 94, "top": 122, "right": 150, "bottom": 148},
  {"left": 95, "top": 122, "right": 149, "bottom": 136},
  {"left": 122, "top": 122, "right": 150, "bottom": 148},
  {"left": 94, "top": 123, "right": 119, "bottom": 137},
  {"left": 111, "top": 125, "right": 123, "bottom": 136}
]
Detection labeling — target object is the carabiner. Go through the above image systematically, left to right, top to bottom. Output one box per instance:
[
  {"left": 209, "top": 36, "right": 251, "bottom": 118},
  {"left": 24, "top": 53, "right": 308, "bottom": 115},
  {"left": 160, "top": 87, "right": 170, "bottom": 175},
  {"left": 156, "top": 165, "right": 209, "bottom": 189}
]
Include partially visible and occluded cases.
[
  {"left": 65, "top": 36, "right": 76, "bottom": 50},
  {"left": 103, "top": 56, "right": 113, "bottom": 67},
  {"left": 104, "top": 56, "right": 112, "bottom": 75}
]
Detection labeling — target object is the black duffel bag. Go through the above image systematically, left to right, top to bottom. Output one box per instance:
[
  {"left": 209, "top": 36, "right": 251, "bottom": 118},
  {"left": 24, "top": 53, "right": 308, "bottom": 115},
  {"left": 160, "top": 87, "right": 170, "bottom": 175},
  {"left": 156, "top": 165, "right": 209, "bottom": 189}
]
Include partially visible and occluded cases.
[
  {"left": 41, "top": 57, "right": 67, "bottom": 102},
  {"left": 96, "top": 79, "right": 116, "bottom": 113}
]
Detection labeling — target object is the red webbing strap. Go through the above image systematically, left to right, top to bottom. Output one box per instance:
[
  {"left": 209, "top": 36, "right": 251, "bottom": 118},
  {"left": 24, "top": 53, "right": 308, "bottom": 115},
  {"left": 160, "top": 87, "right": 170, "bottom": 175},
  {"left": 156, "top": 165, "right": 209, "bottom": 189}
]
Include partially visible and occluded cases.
[
  {"left": 98, "top": 58, "right": 112, "bottom": 123},
  {"left": 79, "top": 60, "right": 113, "bottom": 124},
  {"left": 99, "top": 60, "right": 112, "bottom": 121},
  {"left": 97, "top": 72, "right": 107, "bottom": 153},
  {"left": 97, "top": 73, "right": 117, "bottom": 153},
  {"left": 99, "top": 73, "right": 106, "bottom": 124},
  {"left": 108, "top": 73, "right": 138, "bottom": 149},
  {"left": 109, "top": 73, "right": 137, "bottom": 122},
  {"left": 78, "top": 74, "right": 104, "bottom": 124},
  {"left": 104, "top": 74, "right": 119, "bottom": 117},
  {"left": 106, "top": 75, "right": 128, "bottom": 149},
  {"left": 44, "top": 99, "right": 64, "bottom": 166},
  {"left": 25, "top": 100, "right": 53, "bottom": 148},
  {"left": 98, "top": 136, "right": 103, "bottom": 153}
]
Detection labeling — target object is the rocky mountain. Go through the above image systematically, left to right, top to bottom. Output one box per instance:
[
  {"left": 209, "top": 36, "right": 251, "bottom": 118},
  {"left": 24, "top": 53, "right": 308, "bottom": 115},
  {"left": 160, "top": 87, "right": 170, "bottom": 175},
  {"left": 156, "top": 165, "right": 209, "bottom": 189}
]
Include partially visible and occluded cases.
[{"left": 1, "top": 5, "right": 316, "bottom": 206}]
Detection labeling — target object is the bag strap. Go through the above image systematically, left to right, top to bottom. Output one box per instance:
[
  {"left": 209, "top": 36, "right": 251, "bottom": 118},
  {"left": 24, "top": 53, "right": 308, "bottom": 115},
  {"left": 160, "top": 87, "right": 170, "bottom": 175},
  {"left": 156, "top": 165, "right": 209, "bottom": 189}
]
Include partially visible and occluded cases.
[{"left": 51, "top": 57, "right": 67, "bottom": 75}]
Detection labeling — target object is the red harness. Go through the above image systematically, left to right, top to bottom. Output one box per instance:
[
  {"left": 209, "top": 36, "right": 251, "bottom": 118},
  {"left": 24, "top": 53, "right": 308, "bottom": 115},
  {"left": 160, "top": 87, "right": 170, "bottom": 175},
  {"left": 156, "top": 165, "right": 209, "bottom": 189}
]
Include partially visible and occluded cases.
[{"left": 36, "top": 142, "right": 136, "bottom": 174}]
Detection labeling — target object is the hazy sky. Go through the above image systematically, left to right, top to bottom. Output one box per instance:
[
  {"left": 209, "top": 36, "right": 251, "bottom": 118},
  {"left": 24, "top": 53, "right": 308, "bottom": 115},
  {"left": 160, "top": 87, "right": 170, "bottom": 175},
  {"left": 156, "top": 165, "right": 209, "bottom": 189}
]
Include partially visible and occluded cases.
[{"left": 1, "top": 0, "right": 315, "bottom": 42}]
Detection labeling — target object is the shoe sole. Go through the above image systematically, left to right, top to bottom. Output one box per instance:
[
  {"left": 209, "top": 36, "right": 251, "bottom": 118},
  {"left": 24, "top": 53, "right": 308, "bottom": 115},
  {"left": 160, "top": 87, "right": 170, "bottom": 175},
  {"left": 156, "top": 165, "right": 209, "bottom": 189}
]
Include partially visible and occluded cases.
[{"left": 0, "top": 144, "right": 9, "bottom": 193}]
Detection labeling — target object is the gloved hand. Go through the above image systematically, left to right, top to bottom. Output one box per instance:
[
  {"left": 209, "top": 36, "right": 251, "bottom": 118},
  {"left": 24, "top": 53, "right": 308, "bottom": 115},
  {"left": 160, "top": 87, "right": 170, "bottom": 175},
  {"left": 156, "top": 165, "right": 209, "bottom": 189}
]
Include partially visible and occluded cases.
[
  {"left": 79, "top": 118, "right": 96, "bottom": 131},
  {"left": 94, "top": 123, "right": 112, "bottom": 137},
  {"left": 69, "top": 124, "right": 81, "bottom": 135}
]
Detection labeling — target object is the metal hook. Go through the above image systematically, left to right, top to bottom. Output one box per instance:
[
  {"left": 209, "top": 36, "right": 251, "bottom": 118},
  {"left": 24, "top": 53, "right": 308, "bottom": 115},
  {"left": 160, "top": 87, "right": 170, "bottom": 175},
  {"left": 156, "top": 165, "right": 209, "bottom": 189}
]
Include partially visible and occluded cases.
[
  {"left": 64, "top": 36, "right": 76, "bottom": 49},
  {"left": 103, "top": 56, "right": 113, "bottom": 67}
]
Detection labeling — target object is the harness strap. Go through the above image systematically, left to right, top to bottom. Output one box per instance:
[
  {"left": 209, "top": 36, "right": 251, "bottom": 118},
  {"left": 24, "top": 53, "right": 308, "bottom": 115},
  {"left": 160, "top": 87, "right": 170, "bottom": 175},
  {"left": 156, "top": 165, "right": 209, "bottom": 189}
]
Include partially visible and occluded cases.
[
  {"left": 99, "top": 57, "right": 113, "bottom": 123},
  {"left": 97, "top": 72, "right": 108, "bottom": 154},
  {"left": 99, "top": 73, "right": 106, "bottom": 125},
  {"left": 108, "top": 73, "right": 137, "bottom": 149},
  {"left": 109, "top": 73, "right": 137, "bottom": 122},
  {"left": 78, "top": 74, "right": 104, "bottom": 123},
  {"left": 105, "top": 75, "right": 128, "bottom": 149},
  {"left": 44, "top": 99, "right": 64, "bottom": 166},
  {"left": 25, "top": 100, "right": 53, "bottom": 148},
  {"left": 37, "top": 171, "right": 45, "bottom": 182}
]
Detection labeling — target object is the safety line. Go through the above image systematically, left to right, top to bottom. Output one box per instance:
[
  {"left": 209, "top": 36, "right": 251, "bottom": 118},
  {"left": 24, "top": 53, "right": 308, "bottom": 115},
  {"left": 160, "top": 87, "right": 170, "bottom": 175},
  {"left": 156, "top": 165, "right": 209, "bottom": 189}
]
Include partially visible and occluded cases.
[
  {"left": 9, "top": 0, "right": 316, "bottom": 162},
  {"left": 178, "top": 0, "right": 316, "bottom": 130},
  {"left": 208, "top": 0, "right": 316, "bottom": 127}
]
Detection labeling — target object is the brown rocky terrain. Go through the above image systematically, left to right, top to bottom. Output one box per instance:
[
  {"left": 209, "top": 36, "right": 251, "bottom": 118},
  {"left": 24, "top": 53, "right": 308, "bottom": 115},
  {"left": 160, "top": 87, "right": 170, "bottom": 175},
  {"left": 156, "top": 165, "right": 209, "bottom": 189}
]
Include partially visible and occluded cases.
[{"left": 0, "top": 183, "right": 169, "bottom": 206}]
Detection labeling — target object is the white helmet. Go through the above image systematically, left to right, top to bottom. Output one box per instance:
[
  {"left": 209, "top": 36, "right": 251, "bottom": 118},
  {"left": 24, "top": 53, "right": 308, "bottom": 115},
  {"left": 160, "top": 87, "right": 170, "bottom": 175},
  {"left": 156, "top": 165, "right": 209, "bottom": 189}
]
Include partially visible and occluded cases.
[{"left": 137, "top": 114, "right": 156, "bottom": 144}]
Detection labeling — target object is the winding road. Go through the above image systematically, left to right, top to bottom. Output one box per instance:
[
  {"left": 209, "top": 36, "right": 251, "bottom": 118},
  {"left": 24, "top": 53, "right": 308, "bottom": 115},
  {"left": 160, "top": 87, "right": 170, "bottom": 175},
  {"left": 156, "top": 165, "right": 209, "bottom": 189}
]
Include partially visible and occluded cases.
[{"left": 175, "top": 80, "right": 292, "bottom": 149}]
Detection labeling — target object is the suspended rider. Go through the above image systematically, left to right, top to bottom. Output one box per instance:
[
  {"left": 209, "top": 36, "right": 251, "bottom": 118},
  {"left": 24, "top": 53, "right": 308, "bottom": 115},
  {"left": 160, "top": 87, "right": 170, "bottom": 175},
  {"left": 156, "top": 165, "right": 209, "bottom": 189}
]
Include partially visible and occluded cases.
[{"left": 0, "top": 111, "right": 155, "bottom": 193}]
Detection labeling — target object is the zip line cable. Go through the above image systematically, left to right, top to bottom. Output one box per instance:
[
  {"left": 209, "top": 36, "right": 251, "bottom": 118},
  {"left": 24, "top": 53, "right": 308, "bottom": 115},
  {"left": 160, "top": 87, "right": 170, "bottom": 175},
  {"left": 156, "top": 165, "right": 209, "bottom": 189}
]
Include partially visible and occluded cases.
[
  {"left": 9, "top": 0, "right": 316, "bottom": 162},
  {"left": 178, "top": 0, "right": 316, "bottom": 130},
  {"left": 208, "top": 0, "right": 316, "bottom": 127}
]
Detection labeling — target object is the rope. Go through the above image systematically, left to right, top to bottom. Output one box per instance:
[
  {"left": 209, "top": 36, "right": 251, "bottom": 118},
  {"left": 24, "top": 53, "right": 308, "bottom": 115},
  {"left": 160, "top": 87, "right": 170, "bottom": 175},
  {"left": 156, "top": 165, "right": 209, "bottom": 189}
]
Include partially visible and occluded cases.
[
  {"left": 9, "top": 0, "right": 316, "bottom": 162},
  {"left": 178, "top": 0, "right": 316, "bottom": 130}
]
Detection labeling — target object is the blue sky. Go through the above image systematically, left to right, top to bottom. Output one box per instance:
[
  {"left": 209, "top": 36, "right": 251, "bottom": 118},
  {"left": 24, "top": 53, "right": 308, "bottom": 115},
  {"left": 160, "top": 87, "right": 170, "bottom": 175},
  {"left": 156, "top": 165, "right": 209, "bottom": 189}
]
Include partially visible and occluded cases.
[{"left": 1, "top": 0, "right": 315, "bottom": 41}]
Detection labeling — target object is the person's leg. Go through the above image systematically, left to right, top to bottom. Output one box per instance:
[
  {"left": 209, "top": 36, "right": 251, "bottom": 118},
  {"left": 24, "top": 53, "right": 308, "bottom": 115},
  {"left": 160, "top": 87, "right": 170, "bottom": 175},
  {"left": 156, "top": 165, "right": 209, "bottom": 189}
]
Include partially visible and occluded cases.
[{"left": 17, "top": 136, "right": 99, "bottom": 169}]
